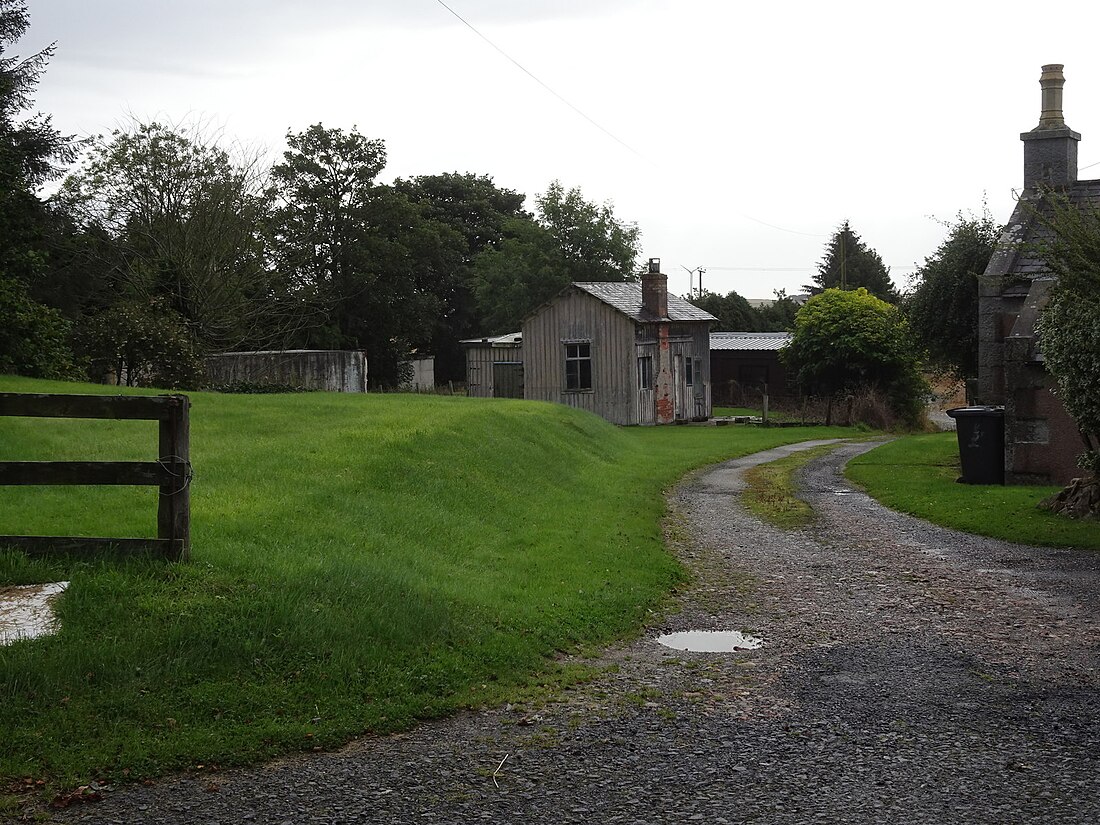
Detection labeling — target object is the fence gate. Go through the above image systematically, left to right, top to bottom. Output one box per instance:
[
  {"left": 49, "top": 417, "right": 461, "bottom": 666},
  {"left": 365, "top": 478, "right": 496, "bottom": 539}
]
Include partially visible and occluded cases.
[{"left": 0, "top": 393, "right": 192, "bottom": 561}]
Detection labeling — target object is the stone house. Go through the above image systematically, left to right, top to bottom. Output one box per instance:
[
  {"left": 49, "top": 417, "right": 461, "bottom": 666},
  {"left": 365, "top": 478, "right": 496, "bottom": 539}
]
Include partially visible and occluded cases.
[{"left": 978, "top": 64, "right": 1099, "bottom": 484}]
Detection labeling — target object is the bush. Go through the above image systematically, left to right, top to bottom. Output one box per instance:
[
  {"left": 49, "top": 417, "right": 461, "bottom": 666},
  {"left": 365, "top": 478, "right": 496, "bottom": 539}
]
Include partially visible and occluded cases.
[
  {"left": 0, "top": 274, "right": 78, "bottom": 379},
  {"left": 782, "top": 287, "right": 928, "bottom": 428}
]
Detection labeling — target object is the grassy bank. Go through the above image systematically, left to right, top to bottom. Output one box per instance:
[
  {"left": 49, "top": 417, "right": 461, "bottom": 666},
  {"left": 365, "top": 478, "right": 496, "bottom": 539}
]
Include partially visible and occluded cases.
[
  {"left": 0, "top": 375, "right": 854, "bottom": 790},
  {"left": 846, "top": 432, "right": 1100, "bottom": 550}
]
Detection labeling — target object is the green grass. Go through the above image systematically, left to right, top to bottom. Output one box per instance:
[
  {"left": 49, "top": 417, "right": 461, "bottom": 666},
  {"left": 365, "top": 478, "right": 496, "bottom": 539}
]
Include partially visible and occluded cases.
[
  {"left": 0, "top": 375, "right": 856, "bottom": 791},
  {"left": 713, "top": 405, "right": 796, "bottom": 422},
  {"left": 846, "top": 432, "right": 1100, "bottom": 550},
  {"left": 742, "top": 444, "right": 847, "bottom": 528}
]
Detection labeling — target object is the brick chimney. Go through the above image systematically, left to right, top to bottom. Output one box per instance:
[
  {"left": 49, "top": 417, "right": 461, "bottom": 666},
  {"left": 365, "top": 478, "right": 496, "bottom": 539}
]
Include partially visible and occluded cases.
[
  {"left": 1021, "top": 64, "right": 1080, "bottom": 189},
  {"left": 641, "top": 257, "right": 667, "bottom": 318}
]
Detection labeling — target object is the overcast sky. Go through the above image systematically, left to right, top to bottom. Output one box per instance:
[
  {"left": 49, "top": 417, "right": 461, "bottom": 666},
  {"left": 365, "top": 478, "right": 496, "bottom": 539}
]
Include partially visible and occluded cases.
[{"left": 14, "top": 0, "right": 1100, "bottom": 300}]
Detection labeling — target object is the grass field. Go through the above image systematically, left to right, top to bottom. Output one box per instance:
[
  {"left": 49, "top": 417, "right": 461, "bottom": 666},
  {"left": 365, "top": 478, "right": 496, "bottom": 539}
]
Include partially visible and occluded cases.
[
  {"left": 0, "top": 375, "right": 856, "bottom": 791},
  {"left": 846, "top": 432, "right": 1100, "bottom": 551}
]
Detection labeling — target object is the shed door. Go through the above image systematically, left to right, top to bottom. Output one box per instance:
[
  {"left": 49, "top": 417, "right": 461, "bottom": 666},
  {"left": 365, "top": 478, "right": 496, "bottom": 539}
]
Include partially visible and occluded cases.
[{"left": 492, "top": 362, "right": 524, "bottom": 398}]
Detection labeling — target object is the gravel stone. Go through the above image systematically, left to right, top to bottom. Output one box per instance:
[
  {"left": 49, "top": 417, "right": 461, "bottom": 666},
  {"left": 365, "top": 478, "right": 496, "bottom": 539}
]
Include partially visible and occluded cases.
[{"left": 47, "top": 439, "right": 1100, "bottom": 824}]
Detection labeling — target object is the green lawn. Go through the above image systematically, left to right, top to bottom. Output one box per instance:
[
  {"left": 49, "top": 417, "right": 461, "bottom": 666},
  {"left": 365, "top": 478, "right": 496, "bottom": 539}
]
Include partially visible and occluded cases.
[
  {"left": 0, "top": 375, "right": 856, "bottom": 790},
  {"left": 846, "top": 432, "right": 1100, "bottom": 550}
]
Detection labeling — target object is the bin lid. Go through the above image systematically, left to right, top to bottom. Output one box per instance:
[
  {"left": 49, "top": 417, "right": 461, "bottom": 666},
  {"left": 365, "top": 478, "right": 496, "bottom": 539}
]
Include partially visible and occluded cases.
[{"left": 945, "top": 405, "right": 1005, "bottom": 419}]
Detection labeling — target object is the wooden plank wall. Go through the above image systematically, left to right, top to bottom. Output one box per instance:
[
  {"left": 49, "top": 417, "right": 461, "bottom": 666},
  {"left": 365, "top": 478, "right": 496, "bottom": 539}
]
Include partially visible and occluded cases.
[
  {"left": 522, "top": 290, "right": 638, "bottom": 425},
  {"left": 464, "top": 344, "right": 523, "bottom": 398}
]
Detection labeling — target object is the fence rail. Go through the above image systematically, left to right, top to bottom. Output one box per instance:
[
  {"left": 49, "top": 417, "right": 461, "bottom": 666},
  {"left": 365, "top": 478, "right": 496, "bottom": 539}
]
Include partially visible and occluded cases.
[{"left": 0, "top": 392, "right": 191, "bottom": 561}]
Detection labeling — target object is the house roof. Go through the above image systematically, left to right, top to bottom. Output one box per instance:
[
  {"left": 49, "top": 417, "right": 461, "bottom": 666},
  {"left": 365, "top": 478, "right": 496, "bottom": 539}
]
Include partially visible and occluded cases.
[
  {"left": 989, "top": 178, "right": 1100, "bottom": 284},
  {"left": 571, "top": 281, "right": 717, "bottom": 323},
  {"left": 460, "top": 332, "right": 522, "bottom": 347},
  {"left": 710, "top": 332, "right": 791, "bottom": 351}
]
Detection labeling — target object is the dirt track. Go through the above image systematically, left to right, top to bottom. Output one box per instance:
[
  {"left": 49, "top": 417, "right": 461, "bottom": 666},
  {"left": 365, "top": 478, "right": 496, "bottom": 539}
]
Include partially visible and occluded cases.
[{"left": 52, "top": 440, "right": 1100, "bottom": 824}]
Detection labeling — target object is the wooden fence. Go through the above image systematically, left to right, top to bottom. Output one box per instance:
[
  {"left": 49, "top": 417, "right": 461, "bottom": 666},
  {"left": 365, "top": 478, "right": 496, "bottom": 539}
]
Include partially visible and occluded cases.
[{"left": 0, "top": 393, "right": 191, "bottom": 561}]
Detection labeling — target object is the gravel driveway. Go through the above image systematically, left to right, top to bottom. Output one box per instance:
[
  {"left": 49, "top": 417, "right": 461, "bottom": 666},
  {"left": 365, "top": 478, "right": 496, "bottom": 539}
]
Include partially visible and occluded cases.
[{"left": 51, "top": 439, "right": 1100, "bottom": 824}]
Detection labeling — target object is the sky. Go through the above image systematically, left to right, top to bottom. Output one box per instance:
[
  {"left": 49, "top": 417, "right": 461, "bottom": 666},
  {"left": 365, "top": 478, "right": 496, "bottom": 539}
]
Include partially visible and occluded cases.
[{"left": 13, "top": 0, "right": 1100, "bottom": 301}]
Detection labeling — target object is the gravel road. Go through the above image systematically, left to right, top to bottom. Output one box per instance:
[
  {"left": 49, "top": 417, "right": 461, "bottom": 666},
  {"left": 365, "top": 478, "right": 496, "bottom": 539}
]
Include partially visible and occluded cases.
[{"left": 50, "top": 439, "right": 1100, "bottom": 824}]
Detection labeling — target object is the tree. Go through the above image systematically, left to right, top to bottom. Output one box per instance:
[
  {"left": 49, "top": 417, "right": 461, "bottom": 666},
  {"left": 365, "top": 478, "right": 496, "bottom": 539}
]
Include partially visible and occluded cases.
[
  {"left": 0, "top": 0, "right": 78, "bottom": 377},
  {"left": 57, "top": 121, "right": 296, "bottom": 357},
  {"left": 267, "top": 124, "right": 461, "bottom": 386},
  {"left": 393, "top": 172, "right": 528, "bottom": 380},
  {"left": 535, "top": 180, "right": 640, "bottom": 282},
  {"left": 1033, "top": 192, "right": 1100, "bottom": 511},
  {"left": 905, "top": 210, "right": 1000, "bottom": 378},
  {"left": 470, "top": 217, "right": 569, "bottom": 333},
  {"left": 806, "top": 220, "right": 898, "bottom": 303},
  {"left": 781, "top": 287, "right": 926, "bottom": 426},
  {"left": 689, "top": 289, "right": 765, "bottom": 331},
  {"left": 758, "top": 289, "right": 801, "bottom": 331},
  {"left": 78, "top": 299, "right": 204, "bottom": 389}
]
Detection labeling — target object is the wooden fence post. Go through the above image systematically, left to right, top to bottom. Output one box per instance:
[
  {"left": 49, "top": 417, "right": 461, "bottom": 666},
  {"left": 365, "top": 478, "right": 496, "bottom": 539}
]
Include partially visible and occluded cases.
[{"left": 157, "top": 395, "right": 191, "bottom": 562}]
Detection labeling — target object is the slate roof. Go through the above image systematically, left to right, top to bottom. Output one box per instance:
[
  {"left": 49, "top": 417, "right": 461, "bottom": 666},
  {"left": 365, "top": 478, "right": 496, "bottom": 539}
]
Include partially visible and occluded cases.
[
  {"left": 992, "top": 178, "right": 1100, "bottom": 283},
  {"left": 571, "top": 282, "right": 717, "bottom": 323},
  {"left": 710, "top": 332, "right": 791, "bottom": 351}
]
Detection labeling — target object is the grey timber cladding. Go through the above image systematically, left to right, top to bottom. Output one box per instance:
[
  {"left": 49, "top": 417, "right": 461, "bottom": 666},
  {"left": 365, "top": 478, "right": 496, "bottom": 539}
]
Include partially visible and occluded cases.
[
  {"left": 523, "top": 288, "right": 640, "bottom": 424},
  {"left": 462, "top": 333, "right": 523, "bottom": 399}
]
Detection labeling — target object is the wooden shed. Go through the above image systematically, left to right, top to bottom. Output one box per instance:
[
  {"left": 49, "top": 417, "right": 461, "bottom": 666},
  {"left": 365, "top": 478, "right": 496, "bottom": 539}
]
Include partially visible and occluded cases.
[
  {"left": 521, "top": 259, "right": 716, "bottom": 425},
  {"left": 710, "top": 332, "right": 793, "bottom": 405},
  {"left": 461, "top": 333, "right": 524, "bottom": 398}
]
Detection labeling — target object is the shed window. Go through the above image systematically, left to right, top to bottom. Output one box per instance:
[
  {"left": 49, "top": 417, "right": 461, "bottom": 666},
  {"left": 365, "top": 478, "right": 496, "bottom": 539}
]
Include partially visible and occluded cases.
[
  {"left": 565, "top": 342, "right": 592, "bottom": 391},
  {"left": 638, "top": 355, "right": 653, "bottom": 390},
  {"left": 685, "top": 357, "right": 694, "bottom": 386}
]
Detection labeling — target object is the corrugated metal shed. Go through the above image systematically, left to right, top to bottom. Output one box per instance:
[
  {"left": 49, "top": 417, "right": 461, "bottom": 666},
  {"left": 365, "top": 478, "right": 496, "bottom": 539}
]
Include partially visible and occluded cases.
[
  {"left": 571, "top": 282, "right": 716, "bottom": 323},
  {"left": 710, "top": 332, "right": 791, "bottom": 351},
  {"left": 460, "top": 333, "right": 523, "bottom": 347}
]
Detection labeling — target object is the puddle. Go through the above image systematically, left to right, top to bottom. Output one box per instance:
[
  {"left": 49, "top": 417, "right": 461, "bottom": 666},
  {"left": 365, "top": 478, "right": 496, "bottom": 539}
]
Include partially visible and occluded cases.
[
  {"left": 0, "top": 582, "right": 69, "bottom": 645},
  {"left": 657, "top": 630, "right": 764, "bottom": 652}
]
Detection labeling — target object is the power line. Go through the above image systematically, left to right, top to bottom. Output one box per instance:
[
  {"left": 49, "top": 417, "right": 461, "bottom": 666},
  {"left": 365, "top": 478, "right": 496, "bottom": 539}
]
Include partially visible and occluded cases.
[{"left": 432, "top": 0, "right": 643, "bottom": 158}]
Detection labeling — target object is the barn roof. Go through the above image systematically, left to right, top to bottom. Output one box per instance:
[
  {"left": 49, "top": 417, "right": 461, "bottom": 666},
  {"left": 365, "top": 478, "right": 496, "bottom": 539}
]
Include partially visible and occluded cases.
[
  {"left": 572, "top": 282, "right": 717, "bottom": 323},
  {"left": 460, "top": 332, "right": 522, "bottom": 347},
  {"left": 710, "top": 332, "right": 791, "bottom": 351}
]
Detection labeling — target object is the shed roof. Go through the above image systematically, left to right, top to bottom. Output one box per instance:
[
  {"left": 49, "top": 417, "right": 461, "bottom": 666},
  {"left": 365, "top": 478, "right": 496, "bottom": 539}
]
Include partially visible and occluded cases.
[
  {"left": 571, "top": 282, "right": 717, "bottom": 323},
  {"left": 460, "top": 332, "right": 522, "bottom": 347},
  {"left": 710, "top": 332, "right": 791, "bottom": 351}
]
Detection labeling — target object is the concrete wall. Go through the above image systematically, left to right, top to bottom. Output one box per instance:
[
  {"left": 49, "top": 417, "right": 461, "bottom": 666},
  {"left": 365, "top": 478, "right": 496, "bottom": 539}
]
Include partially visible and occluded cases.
[
  {"left": 206, "top": 350, "right": 368, "bottom": 392},
  {"left": 400, "top": 358, "right": 435, "bottom": 392}
]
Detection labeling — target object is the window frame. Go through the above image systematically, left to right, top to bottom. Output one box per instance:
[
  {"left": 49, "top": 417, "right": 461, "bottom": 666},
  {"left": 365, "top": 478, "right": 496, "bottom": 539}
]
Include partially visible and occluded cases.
[
  {"left": 564, "top": 341, "right": 593, "bottom": 392},
  {"left": 638, "top": 355, "right": 654, "bottom": 390}
]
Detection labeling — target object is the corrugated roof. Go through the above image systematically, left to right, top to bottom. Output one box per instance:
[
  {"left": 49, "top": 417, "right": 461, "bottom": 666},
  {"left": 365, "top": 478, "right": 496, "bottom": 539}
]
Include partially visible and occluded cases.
[
  {"left": 571, "top": 282, "right": 717, "bottom": 323},
  {"left": 460, "top": 332, "right": 522, "bottom": 347},
  {"left": 710, "top": 332, "right": 791, "bottom": 351}
]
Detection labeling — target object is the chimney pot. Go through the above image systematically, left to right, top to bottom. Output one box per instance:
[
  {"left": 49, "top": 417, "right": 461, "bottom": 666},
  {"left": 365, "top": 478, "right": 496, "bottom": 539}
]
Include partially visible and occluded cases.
[{"left": 1035, "top": 64, "right": 1067, "bottom": 130}]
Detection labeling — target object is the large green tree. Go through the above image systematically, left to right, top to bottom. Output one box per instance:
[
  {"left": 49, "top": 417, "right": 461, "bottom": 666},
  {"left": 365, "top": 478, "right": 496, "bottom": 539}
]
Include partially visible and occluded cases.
[
  {"left": 0, "top": 0, "right": 77, "bottom": 377},
  {"left": 57, "top": 121, "right": 294, "bottom": 361},
  {"left": 267, "top": 124, "right": 462, "bottom": 386},
  {"left": 393, "top": 172, "right": 528, "bottom": 380},
  {"left": 535, "top": 180, "right": 640, "bottom": 282},
  {"left": 905, "top": 211, "right": 1000, "bottom": 378},
  {"left": 806, "top": 220, "right": 898, "bottom": 303},
  {"left": 781, "top": 287, "right": 926, "bottom": 426}
]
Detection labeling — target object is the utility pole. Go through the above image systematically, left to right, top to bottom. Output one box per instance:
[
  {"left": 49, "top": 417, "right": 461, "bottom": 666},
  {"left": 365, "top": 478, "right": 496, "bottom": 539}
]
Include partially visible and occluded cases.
[{"left": 840, "top": 226, "right": 847, "bottom": 290}]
